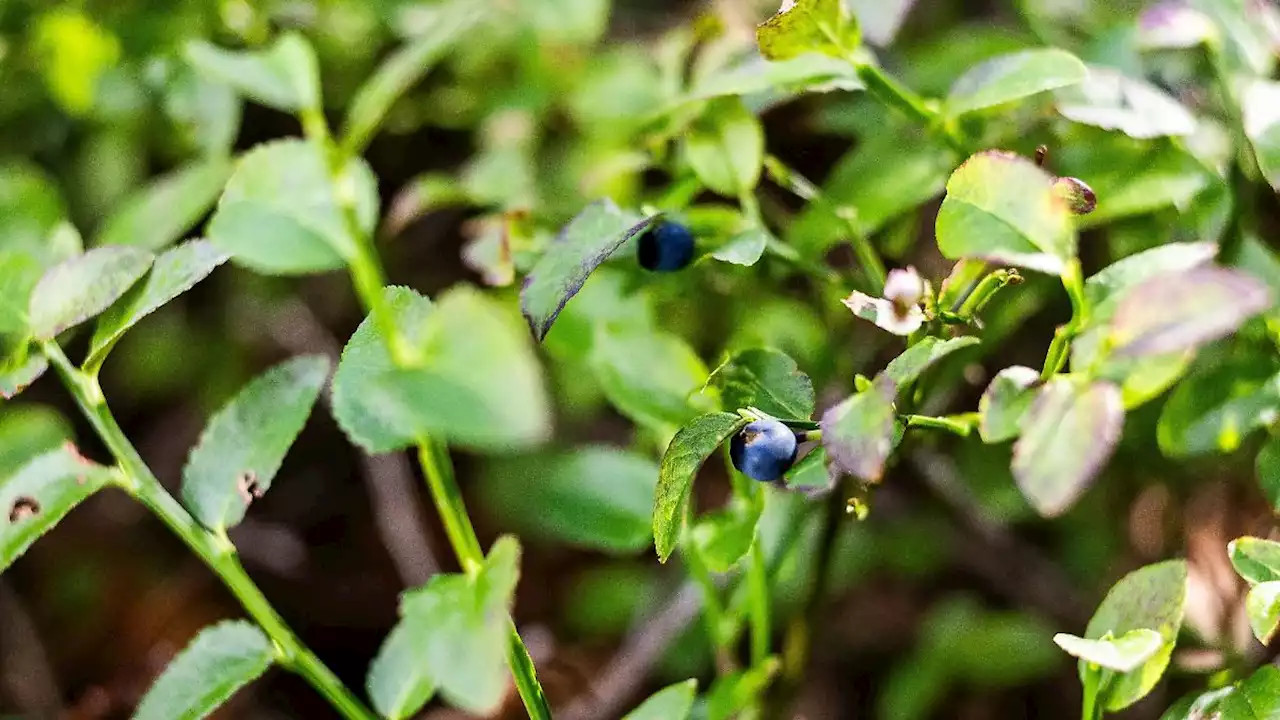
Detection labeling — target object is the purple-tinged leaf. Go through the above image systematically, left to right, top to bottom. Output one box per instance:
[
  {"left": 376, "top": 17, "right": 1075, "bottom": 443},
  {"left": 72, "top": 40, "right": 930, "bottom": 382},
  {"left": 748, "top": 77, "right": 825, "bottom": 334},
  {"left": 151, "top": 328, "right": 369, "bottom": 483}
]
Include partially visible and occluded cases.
[
  {"left": 1137, "top": 1, "right": 1218, "bottom": 49},
  {"left": 1053, "top": 176, "right": 1096, "bottom": 215},
  {"left": 520, "top": 200, "right": 657, "bottom": 342},
  {"left": 1110, "top": 266, "right": 1272, "bottom": 358},
  {"left": 978, "top": 365, "right": 1040, "bottom": 443},
  {"left": 820, "top": 376, "right": 898, "bottom": 483},
  {"left": 1012, "top": 378, "right": 1123, "bottom": 517}
]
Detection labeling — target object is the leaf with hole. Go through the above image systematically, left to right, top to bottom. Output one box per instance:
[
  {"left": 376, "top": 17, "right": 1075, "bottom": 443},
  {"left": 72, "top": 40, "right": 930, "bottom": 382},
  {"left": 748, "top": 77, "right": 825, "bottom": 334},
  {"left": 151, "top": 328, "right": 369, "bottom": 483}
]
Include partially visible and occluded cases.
[
  {"left": 185, "top": 33, "right": 320, "bottom": 113},
  {"left": 945, "top": 48, "right": 1086, "bottom": 117},
  {"left": 207, "top": 139, "right": 379, "bottom": 275},
  {"left": 935, "top": 151, "right": 1074, "bottom": 275},
  {"left": 95, "top": 158, "right": 231, "bottom": 251},
  {"left": 520, "top": 199, "right": 657, "bottom": 341},
  {"left": 86, "top": 240, "right": 228, "bottom": 374},
  {"left": 28, "top": 246, "right": 154, "bottom": 341},
  {"left": 708, "top": 348, "right": 814, "bottom": 420},
  {"left": 181, "top": 355, "right": 329, "bottom": 533},
  {"left": 1012, "top": 378, "right": 1123, "bottom": 517},
  {"left": 653, "top": 412, "right": 747, "bottom": 562},
  {"left": 1, "top": 445, "right": 115, "bottom": 574},
  {"left": 1083, "top": 560, "right": 1187, "bottom": 711},
  {"left": 133, "top": 621, "right": 274, "bottom": 720}
]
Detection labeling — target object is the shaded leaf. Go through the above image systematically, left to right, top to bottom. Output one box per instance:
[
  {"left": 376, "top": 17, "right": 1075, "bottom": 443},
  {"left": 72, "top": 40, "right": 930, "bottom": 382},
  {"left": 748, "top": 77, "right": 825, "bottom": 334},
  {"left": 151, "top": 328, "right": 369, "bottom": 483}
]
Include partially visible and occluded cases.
[
  {"left": 756, "top": 0, "right": 859, "bottom": 61},
  {"left": 343, "top": 3, "right": 483, "bottom": 153},
  {"left": 185, "top": 33, "right": 320, "bottom": 112},
  {"left": 946, "top": 48, "right": 1086, "bottom": 116},
  {"left": 1055, "top": 66, "right": 1196, "bottom": 139},
  {"left": 685, "top": 98, "right": 764, "bottom": 197},
  {"left": 207, "top": 139, "right": 379, "bottom": 275},
  {"left": 935, "top": 150, "right": 1074, "bottom": 275},
  {"left": 95, "top": 158, "right": 232, "bottom": 251},
  {"left": 520, "top": 200, "right": 657, "bottom": 341},
  {"left": 710, "top": 227, "right": 769, "bottom": 266},
  {"left": 86, "top": 240, "right": 229, "bottom": 373},
  {"left": 29, "top": 246, "right": 153, "bottom": 340},
  {"left": 1109, "top": 266, "right": 1271, "bottom": 358},
  {"left": 354, "top": 286, "right": 552, "bottom": 452},
  {"left": 592, "top": 329, "right": 710, "bottom": 430},
  {"left": 883, "top": 336, "right": 981, "bottom": 387},
  {"left": 707, "top": 347, "right": 814, "bottom": 420},
  {"left": 1158, "top": 351, "right": 1280, "bottom": 457},
  {"left": 182, "top": 356, "right": 329, "bottom": 533},
  {"left": 978, "top": 365, "right": 1040, "bottom": 443},
  {"left": 820, "top": 376, "right": 897, "bottom": 483},
  {"left": 1012, "top": 379, "right": 1123, "bottom": 517},
  {"left": 0, "top": 405, "right": 71, "bottom": 477},
  {"left": 653, "top": 412, "right": 747, "bottom": 562},
  {"left": 1259, "top": 435, "right": 1280, "bottom": 513},
  {"left": 1, "top": 445, "right": 115, "bottom": 573},
  {"left": 783, "top": 446, "right": 834, "bottom": 493},
  {"left": 480, "top": 447, "right": 656, "bottom": 553},
  {"left": 691, "top": 504, "right": 760, "bottom": 572},
  {"left": 1229, "top": 537, "right": 1280, "bottom": 585},
  {"left": 1083, "top": 560, "right": 1187, "bottom": 711},
  {"left": 1247, "top": 581, "right": 1280, "bottom": 645},
  {"left": 366, "top": 616, "right": 436, "bottom": 719},
  {"left": 133, "top": 621, "right": 274, "bottom": 720},
  {"left": 1053, "top": 629, "right": 1163, "bottom": 672},
  {"left": 705, "top": 659, "right": 781, "bottom": 720},
  {"left": 1216, "top": 666, "right": 1280, "bottom": 720},
  {"left": 622, "top": 679, "right": 696, "bottom": 720}
]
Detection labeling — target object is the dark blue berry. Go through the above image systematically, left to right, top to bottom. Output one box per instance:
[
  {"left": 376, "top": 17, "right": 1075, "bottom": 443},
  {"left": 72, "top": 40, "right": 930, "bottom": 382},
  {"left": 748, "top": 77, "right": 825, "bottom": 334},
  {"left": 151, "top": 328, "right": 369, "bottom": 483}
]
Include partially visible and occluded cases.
[
  {"left": 638, "top": 221, "right": 695, "bottom": 272},
  {"left": 730, "top": 418, "right": 798, "bottom": 482}
]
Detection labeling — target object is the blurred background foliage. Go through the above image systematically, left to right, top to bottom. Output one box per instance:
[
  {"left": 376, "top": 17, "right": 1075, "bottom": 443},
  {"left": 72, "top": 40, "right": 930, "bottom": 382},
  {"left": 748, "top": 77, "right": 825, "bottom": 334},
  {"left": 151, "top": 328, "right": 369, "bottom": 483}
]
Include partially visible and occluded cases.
[{"left": 1, "top": 0, "right": 1279, "bottom": 718}]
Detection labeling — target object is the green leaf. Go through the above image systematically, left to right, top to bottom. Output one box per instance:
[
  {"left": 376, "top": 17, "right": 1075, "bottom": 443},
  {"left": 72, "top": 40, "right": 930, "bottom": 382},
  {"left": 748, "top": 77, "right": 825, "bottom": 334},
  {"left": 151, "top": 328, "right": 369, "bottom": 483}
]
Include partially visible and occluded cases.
[
  {"left": 756, "top": 0, "right": 859, "bottom": 61},
  {"left": 343, "top": 3, "right": 483, "bottom": 153},
  {"left": 31, "top": 10, "right": 120, "bottom": 116},
  {"left": 185, "top": 33, "right": 321, "bottom": 112},
  {"left": 945, "top": 48, "right": 1086, "bottom": 117},
  {"left": 686, "top": 54, "right": 863, "bottom": 104},
  {"left": 1055, "top": 66, "right": 1196, "bottom": 139},
  {"left": 1244, "top": 79, "right": 1280, "bottom": 190},
  {"left": 684, "top": 98, "right": 764, "bottom": 197},
  {"left": 207, "top": 139, "right": 379, "bottom": 276},
  {"left": 935, "top": 150, "right": 1074, "bottom": 275},
  {"left": 95, "top": 158, "right": 232, "bottom": 251},
  {"left": 0, "top": 161, "right": 69, "bottom": 258},
  {"left": 520, "top": 200, "right": 657, "bottom": 341},
  {"left": 710, "top": 227, "right": 770, "bottom": 266},
  {"left": 86, "top": 240, "right": 229, "bottom": 374},
  {"left": 1083, "top": 243, "right": 1219, "bottom": 324},
  {"left": 28, "top": 246, "right": 154, "bottom": 341},
  {"left": 0, "top": 251, "right": 44, "bottom": 336},
  {"left": 1108, "top": 267, "right": 1272, "bottom": 359},
  {"left": 353, "top": 286, "right": 552, "bottom": 452},
  {"left": 592, "top": 329, "right": 711, "bottom": 430},
  {"left": 883, "top": 335, "right": 981, "bottom": 387},
  {"left": 707, "top": 348, "right": 814, "bottom": 420},
  {"left": 0, "top": 350, "right": 48, "bottom": 401},
  {"left": 1158, "top": 351, "right": 1280, "bottom": 457},
  {"left": 181, "top": 356, "right": 329, "bottom": 533},
  {"left": 978, "top": 365, "right": 1039, "bottom": 443},
  {"left": 820, "top": 377, "right": 898, "bottom": 483},
  {"left": 1011, "top": 378, "right": 1123, "bottom": 517},
  {"left": 0, "top": 405, "right": 71, "bottom": 477},
  {"left": 653, "top": 412, "right": 747, "bottom": 562},
  {"left": 1257, "top": 435, "right": 1280, "bottom": 513},
  {"left": 1, "top": 445, "right": 115, "bottom": 573},
  {"left": 784, "top": 446, "right": 834, "bottom": 493},
  {"left": 480, "top": 447, "right": 656, "bottom": 553},
  {"left": 691, "top": 504, "right": 760, "bottom": 572},
  {"left": 378, "top": 537, "right": 521, "bottom": 714},
  {"left": 1229, "top": 537, "right": 1280, "bottom": 585},
  {"left": 1083, "top": 560, "right": 1187, "bottom": 711},
  {"left": 1247, "top": 581, "right": 1280, "bottom": 644},
  {"left": 133, "top": 621, "right": 274, "bottom": 720},
  {"left": 1052, "top": 629, "right": 1163, "bottom": 672},
  {"left": 704, "top": 658, "right": 781, "bottom": 720},
  {"left": 1218, "top": 666, "right": 1280, "bottom": 719},
  {"left": 622, "top": 679, "right": 697, "bottom": 720}
]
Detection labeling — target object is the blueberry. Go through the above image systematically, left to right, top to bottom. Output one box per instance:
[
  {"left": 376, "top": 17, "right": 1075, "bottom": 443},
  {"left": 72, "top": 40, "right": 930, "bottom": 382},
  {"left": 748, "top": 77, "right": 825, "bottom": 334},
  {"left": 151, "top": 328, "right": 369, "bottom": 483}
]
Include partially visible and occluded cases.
[
  {"left": 638, "top": 221, "right": 695, "bottom": 272},
  {"left": 730, "top": 418, "right": 799, "bottom": 482}
]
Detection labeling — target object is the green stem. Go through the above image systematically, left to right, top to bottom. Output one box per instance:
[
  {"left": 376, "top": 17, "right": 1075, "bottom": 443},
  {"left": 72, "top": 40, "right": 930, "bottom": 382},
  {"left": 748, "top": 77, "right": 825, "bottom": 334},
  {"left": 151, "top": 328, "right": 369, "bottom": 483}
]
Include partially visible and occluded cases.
[
  {"left": 853, "top": 63, "right": 966, "bottom": 155},
  {"left": 1041, "top": 259, "right": 1088, "bottom": 380},
  {"left": 957, "top": 269, "right": 1020, "bottom": 319},
  {"left": 41, "top": 341, "right": 375, "bottom": 720},
  {"left": 904, "top": 414, "right": 974, "bottom": 437},
  {"left": 415, "top": 437, "right": 554, "bottom": 719},
  {"left": 747, "top": 529, "right": 771, "bottom": 668},
  {"left": 684, "top": 538, "right": 734, "bottom": 673},
  {"left": 1080, "top": 665, "right": 1102, "bottom": 720}
]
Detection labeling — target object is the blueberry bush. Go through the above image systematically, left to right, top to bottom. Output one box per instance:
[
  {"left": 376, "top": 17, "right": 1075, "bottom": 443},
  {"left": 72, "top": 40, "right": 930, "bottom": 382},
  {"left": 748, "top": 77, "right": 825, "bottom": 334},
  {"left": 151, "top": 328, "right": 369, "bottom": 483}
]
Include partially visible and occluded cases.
[{"left": 4, "top": 0, "right": 1280, "bottom": 718}]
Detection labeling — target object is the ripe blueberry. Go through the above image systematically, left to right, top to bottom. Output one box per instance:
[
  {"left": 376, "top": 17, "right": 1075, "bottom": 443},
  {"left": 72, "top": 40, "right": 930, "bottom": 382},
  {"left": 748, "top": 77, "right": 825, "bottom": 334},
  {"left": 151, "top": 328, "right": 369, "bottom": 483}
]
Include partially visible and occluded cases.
[
  {"left": 637, "top": 221, "right": 695, "bottom": 272},
  {"left": 730, "top": 418, "right": 799, "bottom": 482}
]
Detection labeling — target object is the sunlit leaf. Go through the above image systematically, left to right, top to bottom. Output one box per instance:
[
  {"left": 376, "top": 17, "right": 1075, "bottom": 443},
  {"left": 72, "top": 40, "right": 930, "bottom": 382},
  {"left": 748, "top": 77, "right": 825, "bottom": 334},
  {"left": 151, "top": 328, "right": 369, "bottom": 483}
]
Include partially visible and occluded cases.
[
  {"left": 756, "top": 0, "right": 860, "bottom": 61},
  {"left": 945, "top": 48, "right": 1086, "bottom": 116},
  {"left": 1056, "top": 66, "right": 1196, "bottom": 139},
  {"left": 707, "top": 347, "right": 814, "bottom": 420},
  {"left": 1230, "top": 536, "right": 1280, "bottom": 585},
  {"left": 1247, "top": 581, "right": 1280, "bottom": 645},
  {"left": 1053, "top": 629, "right": 1163, "bottom": 672}
]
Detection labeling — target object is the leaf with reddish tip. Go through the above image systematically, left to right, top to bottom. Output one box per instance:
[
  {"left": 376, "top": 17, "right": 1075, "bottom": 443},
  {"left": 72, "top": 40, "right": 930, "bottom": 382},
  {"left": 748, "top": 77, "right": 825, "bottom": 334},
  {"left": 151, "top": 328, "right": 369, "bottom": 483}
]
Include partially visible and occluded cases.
[
  {"left": 1053, "top": 176, "right": 1096, "bottom": 214},
  {"left": 520, "top": 200, "right": 656, "bottom": 342},
  {"left": 1110, "top": 266, "right": 1272, "bottom": 358},
  {"left": 820, "top": 376, "right": 898, "bottom": 483},
  {"left": 1012, "top": 378, "right": 1123, "bottom": 517}
]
